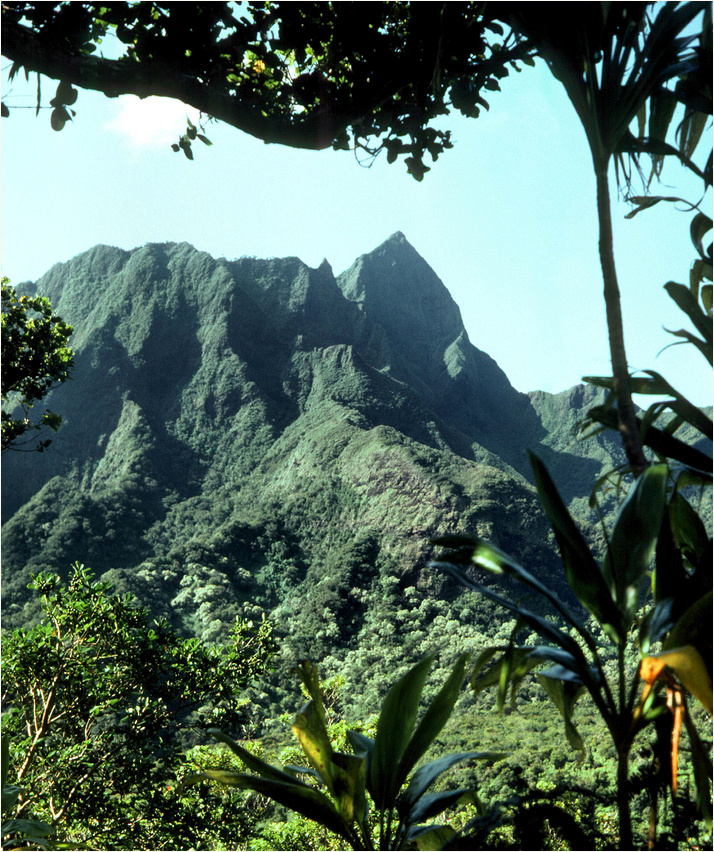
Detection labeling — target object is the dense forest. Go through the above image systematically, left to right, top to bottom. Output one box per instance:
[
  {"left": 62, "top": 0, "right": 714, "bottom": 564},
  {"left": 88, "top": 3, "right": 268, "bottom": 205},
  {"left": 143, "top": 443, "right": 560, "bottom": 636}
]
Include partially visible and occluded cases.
[{"left": 2, "top": 2, "right": 712, "bottom": 851}]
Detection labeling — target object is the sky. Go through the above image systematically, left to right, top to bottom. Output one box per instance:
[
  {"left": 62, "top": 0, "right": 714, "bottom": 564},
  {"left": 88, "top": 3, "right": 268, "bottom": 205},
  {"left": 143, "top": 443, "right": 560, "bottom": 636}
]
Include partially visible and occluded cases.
[{"left": 1, "top": 48, "right": 712, "bottom": 406}]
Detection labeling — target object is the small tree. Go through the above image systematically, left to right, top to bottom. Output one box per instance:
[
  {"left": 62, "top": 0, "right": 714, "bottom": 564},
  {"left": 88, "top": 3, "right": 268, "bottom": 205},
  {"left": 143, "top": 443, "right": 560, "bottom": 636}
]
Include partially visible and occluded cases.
[
  {"left": 1, "top": 278, "right": 74, "bottom": 452},
  {"left": 1, "top": 564, "right": 279, "bottom": 850}
]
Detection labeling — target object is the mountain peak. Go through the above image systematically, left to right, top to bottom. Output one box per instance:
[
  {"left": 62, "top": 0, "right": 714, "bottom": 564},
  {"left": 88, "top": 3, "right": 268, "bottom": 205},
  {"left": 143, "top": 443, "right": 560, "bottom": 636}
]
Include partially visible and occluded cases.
[{"left": 337, "top": 233, "right": 465, "bottom": 362}]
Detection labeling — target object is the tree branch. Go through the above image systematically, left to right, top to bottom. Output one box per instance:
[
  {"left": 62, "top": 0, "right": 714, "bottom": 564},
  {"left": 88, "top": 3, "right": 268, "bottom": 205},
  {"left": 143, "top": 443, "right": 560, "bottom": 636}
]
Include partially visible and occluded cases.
[{"left": 1, "top": 17, "right": 393, "bottom": 150}]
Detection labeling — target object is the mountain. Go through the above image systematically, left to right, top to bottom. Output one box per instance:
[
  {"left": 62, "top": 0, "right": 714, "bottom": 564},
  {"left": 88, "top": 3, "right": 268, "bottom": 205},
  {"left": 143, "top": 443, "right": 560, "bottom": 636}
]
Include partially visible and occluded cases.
[{"left": 1, "top": 234, "right": 630, "bottom": 713}]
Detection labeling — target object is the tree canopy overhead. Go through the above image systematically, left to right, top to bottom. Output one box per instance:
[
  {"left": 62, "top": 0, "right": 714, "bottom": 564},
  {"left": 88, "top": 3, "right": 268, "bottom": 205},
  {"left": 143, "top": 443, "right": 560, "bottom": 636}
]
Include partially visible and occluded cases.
[{"left": 1, "top": 2, "right": 534, "bottom": 178}]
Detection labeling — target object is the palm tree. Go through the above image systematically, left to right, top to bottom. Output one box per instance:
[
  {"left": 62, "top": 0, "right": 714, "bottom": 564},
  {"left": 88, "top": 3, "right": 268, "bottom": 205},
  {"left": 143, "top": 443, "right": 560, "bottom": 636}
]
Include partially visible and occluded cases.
[{"left": 511, "top": 2, "right": 708, "bottom": 481}]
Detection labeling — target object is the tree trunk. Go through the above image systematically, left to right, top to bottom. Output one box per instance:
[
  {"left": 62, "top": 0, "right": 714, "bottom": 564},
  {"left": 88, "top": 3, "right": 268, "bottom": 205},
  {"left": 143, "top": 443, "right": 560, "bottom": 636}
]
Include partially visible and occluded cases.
[
  {"left": 594, "top": 162, "right": 649, "bottom": 478},
  {"left": 617, "top": 743, "right": 634, "bottom": 849}
]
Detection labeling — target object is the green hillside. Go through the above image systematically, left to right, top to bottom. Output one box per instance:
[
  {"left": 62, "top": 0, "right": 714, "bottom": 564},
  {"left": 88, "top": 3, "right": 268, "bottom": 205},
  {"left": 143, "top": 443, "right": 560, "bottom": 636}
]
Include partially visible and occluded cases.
[
  {"left": 2, "top": 235, "right": 711, "bottom": 852},
  {"left": 1, "top": 236, "right": 639, "bottom": 716}
]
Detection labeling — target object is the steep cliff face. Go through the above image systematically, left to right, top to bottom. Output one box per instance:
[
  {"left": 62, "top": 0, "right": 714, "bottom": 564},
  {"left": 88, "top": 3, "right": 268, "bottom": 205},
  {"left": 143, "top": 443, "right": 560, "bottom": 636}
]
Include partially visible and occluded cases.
[
  {"left": 337, "top": 232, "right": 546, "bottom": 471},
  {"left": 2, "top": 237, "right": 625, "bottom": 670}
]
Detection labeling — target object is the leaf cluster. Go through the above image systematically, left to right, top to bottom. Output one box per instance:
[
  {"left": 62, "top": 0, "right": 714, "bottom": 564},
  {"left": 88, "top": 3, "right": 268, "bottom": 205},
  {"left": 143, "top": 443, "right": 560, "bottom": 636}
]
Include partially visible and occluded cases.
[
  {"left": 1, "top": 3, "right": 535, "bottom": 178},
  {"left": 1, "top": 278, "right": 74, "bottom": 452},
  {"left": 1, "top": 564, "right": 280, "bottom": 849},
  {"left": 183, "top": 656, "right": 504, "bottom": 850}
]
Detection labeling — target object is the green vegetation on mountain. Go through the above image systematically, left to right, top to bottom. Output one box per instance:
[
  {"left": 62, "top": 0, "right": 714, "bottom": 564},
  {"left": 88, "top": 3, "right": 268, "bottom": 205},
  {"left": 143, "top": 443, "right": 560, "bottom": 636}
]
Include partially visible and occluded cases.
[
  {"left": 2, "top": 230, "right": 710, "bottom": 849},
  {"left": 1, "top": 236, "right": 619, "bottom": 653}
]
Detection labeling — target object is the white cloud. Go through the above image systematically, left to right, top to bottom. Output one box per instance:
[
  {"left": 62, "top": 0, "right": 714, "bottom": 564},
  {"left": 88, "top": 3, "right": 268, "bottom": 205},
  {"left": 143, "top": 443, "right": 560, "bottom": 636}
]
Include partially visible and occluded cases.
[{"left": 103, "top": 95, "right": 201, "bottom": 148}]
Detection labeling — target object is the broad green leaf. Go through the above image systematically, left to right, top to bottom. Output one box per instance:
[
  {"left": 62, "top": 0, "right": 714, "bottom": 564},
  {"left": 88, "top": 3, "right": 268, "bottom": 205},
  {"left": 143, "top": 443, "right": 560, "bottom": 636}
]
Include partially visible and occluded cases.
[
  {"left": 56, "top": 79, "right": 78, "bottom": 105},
  {"left": 50, "top": 106, "right": 69, "bottom": 131},
  {"left": 690, "top": 212, "right": 713, "bottom": 261},
  {"left": 665, "top": 281, "right": 713, "bottom": 363},
  {"left": 663, "top": 325, "right": 713, "bottom": 364},
  {"left": 619, "top": 370, "right": 712, "bottom": 439},
  {"left": 584, "top": 401, "right": 712, "bottom": 475},
  {"left": 529, "top": 451, "right": 622, "bottom": 642},
  {"left": 602, "top": 464, "right": 668, "bottom": 619},
  {"left": 668, "top": 491, "right": 711, "bottom": 561},
  {"left": 653, "top": 503, "right": 686, "bottom": 603},
  {"left": 431, "top": 533, "right": 477, "bottom": 550},
  {"left": 435, "top": 535, "right": 586, "bottom": 637},
  {"left": 439, "top": 564, "right": 587, "bottom": 664},
  {"left": 665, "top": 592, "right": 713, "bottom": 657},
  {"left": 639, "top": 599, "right": 675, "bottom": 655},
  {"left": 470, "top": 645, "right": 504, "bottom": 684},
  {"left": 472, "top": 645, "right": 543, "bottom": 712},
  {"left": 530, "top": 645, "right": 591, "bottom": 683},
  {"left": 396, "top": 653, "right": 469, "bottom": 791},
  {"left": 370, "top": 655, "right": 433, "bottom": 808},
  {"left": 294, "top": 660, "right": 327, "bottom": 722},
  {"left": 539, "top": 663, "right": 586, "bottom": 684},
  {"left": 537, "top": 674, "right": 586, "bottom": 750},
  {"left": 292, "top": 699, "right": 335, "bottom": 793},
  {"left": 208, "top": 728, "right": 302, "bottom": 785},
  {"left": 346, "top": 729, "right": 374, "bottom": 761},
  {"left": 330, "top": 750, "right": 367, "bottom": 825},
  {"left": 399, "top": 752, "right": 503, "bottom": 820},
  {"left": 181, "top": 769, "right": 350, "bottom": 838},
  {"left": 2, "top": 783, "right": 22, "bottom": 817},
  {"left": 406, "top": 787, "right": 474, "bottom": 825},
  {"left": 0, "top": 818, "right": 54, "bottom": 842},
  {"left": 412, "top": 824, "right": 457, "bottom": 851}
]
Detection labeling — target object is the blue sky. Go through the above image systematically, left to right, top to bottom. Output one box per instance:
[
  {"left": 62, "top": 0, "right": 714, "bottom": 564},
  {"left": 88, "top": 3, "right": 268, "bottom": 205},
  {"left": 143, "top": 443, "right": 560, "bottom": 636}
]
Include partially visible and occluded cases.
[{"left": 1, "top": 53, "right": 711, "bottom": 405}]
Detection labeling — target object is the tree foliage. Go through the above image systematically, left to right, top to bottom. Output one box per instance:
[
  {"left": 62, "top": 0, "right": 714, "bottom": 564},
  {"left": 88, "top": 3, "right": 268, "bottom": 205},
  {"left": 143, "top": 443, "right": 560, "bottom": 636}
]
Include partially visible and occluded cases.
[
  {"left": 0, "top": 2, "right": 533, "bottom": 177},
  {"left": 1, "top": 278, "right": 74, "bottom": 452},
  {"left": 1, "top": 564, "right": 279, "bottom": 850}
]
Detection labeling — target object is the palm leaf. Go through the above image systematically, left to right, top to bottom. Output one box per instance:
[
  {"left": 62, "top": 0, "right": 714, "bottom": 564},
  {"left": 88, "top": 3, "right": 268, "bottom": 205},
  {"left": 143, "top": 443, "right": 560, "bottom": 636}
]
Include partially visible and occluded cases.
[{"left": 370, "top": 655, "right": 433, "bottom": 808}]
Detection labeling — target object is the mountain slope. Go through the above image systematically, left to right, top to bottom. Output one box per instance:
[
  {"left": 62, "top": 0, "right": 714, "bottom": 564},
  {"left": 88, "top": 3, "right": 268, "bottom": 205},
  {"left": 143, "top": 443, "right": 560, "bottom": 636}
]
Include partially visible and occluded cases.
[{"left": 2, "top": 236, "right": 631, "bottom": 712}]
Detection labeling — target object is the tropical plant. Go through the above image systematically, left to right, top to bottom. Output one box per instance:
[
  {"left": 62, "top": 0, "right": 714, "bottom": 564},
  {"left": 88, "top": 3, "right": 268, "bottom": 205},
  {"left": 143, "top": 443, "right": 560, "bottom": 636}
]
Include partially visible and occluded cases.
[
  {"left": 508, "top": 2, "right": 710, "bottom": 477},
  {"left": 431, "top": 10, "right": 713, "bottom": 845},
  {"left": 576, "top": 156, "right": 712, "bottom": 852},
  {"left": 432, "top": 164, "right": 713, "bottom": 847},
  {"left": 1, "top": 278, "right": 74, "bottom": 452},
  {"left": 433, "top": 445, "right": 711, "bottom": 849},
  {"left": 1, "top": 563, "right": 279, "bottom": 850},
  {"left": 181, "top": 655, "right": 505, "bottom": 850}
]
